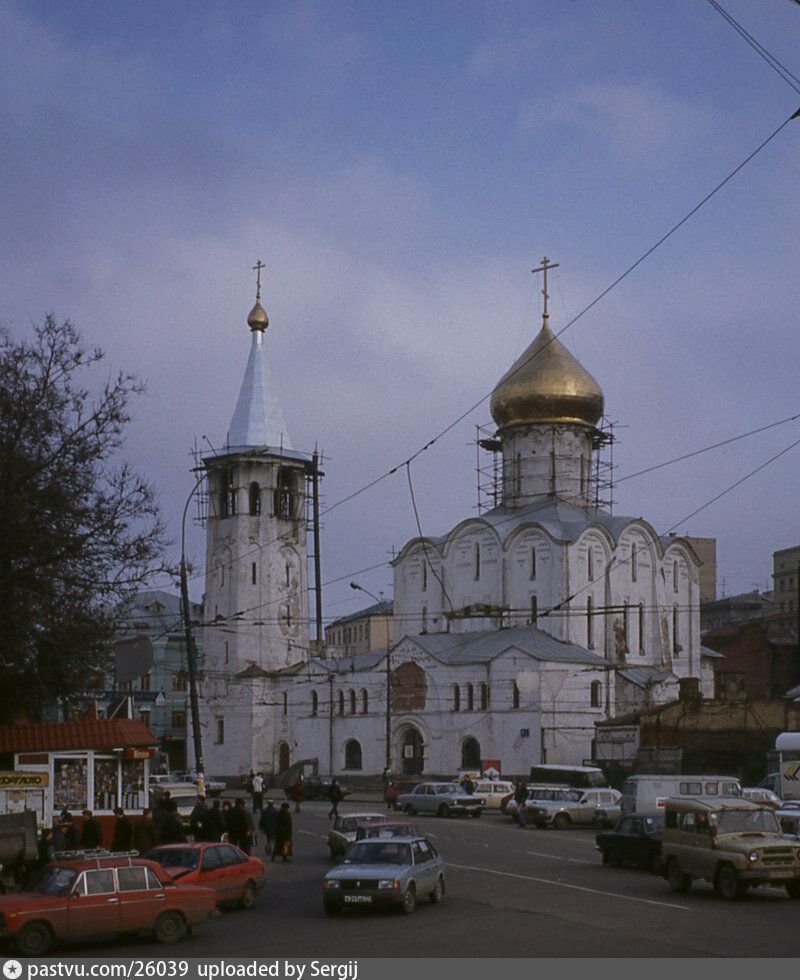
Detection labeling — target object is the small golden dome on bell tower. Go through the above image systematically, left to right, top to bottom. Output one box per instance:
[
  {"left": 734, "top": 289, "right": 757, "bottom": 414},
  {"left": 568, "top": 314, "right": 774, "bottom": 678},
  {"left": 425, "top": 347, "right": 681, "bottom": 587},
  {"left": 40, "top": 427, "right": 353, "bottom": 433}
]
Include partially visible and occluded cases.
[{"left": 247, "top": 259, "right": 269, "bottom": 332}]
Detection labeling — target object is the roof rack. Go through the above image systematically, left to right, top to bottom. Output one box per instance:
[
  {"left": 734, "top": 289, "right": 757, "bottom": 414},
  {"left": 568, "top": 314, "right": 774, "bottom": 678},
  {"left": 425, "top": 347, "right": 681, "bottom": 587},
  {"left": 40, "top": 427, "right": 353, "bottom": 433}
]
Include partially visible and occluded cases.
[{"left": 53, "top": 848, "right": 142, "bottom": 866}]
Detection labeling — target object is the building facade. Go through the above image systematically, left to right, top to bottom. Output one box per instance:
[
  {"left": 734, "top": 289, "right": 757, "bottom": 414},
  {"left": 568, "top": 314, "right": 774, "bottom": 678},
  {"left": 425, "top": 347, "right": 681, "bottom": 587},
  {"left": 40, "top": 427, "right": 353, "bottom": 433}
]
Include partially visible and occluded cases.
[{"left": 194, "top": 266, "right": 711, "bottom": 780}]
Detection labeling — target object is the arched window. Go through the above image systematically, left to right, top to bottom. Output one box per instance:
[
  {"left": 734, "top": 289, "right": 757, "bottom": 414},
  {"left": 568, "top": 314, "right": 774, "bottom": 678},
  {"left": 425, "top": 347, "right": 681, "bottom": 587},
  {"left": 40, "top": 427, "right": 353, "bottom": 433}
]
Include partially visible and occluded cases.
[
  {"left": 220, "top": 466, "right": 236, "bottom": 517},
  {"left": 275, "top": 468, "right": 295, "bottom": 519},
  {"left": 248, "top": 481, "right": 261, "bottom": 516},
  {"left": 474, "top": 542, "right": 481, "bottom": 581},
  {"left": 530, "top": 546, "right": 537, "bottom": 580},
  {"left": 422, "top": 560, "right": 428, "bottom": 592},
  {"left": 530, "top": 595, "right": 538, "bottom": 625},
  {"left": 587, "top": 595, "right": 594, "bottom": 649},
  {"left": 421, "top": 605, "right": 428, "bottom": 633},
  {"left": 590, "top": 681, "right": 601, "bottom": 708},
  {"left": 512, "top": 682, "right": 520, "bottom": 709},
  {"left": 466, "top": 683, "right": 474, "bottom": 711},
  {"left": 479, "top": 683, "right": 488, "bottom": 710},
  {"left": 452, "top": 684, "right": 461, "bottom": 712},
  {"left": 361, "top": 688, "right": 368, "bottom": 714},
  {"left": 349, "top": 689, "right": 356, "bottom": 715},
  {"left": 311, "top": 690, "right": 318, "bottom": 716},
  {"left": 338, "top": 690, "right": 345, "bottom": 716},
  {"left": 282, "top": 691, "right": 288, "bottom": 716},
  {"left": 461, "top": 736, "right": 481, "bottom": 770},
  {"left": 345, "top": 740, "right": 363, "bottom": 770}
]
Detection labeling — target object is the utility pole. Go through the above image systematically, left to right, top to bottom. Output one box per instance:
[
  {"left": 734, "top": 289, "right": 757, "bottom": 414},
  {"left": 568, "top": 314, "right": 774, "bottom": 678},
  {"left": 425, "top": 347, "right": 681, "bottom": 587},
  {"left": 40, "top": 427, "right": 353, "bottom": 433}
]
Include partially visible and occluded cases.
[{"left": 181, "top": 475, "right": 205, "bottom": 793}]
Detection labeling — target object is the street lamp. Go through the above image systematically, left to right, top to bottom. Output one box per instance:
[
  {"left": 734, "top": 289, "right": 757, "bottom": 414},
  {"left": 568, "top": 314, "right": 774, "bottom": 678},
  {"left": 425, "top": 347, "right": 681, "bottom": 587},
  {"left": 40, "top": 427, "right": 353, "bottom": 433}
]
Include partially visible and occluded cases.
[
  {"left": 181, "top": 473, "right": 206, "bottom": 793},
  {"left": 350, "top": 582, "right": 391, "bottom": 774}
]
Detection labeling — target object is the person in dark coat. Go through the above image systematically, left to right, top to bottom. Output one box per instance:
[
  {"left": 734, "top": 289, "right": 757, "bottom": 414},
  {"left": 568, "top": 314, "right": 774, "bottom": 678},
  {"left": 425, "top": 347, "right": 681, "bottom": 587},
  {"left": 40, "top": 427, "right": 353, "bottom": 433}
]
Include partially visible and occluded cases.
[
  {"left": 290, "top": 778, "right": 304, "bottom": 813},
  {"left": 327, "top": 779, "right": 344, "bottom": 820},
  {"left": 189, "top": 795, "right": 208, "bottom": 841},
  {"left": 225, "top": 798, "right": 251, "bottom": 852},
  {"left": 202, "top": 799, "right": 224, "bottom": 842},
  {"left": 258, "top": 800, "right": 278, "bottom": 853},
  {"left": 272, "top": 802, "right": 293, "bottom": 863},
  {"left": 111, "top": 807, "right": 132, "bottom": 851},
  {"left": 133, "top": 808, "right": 158, "bottom": 853},
  {"left": 80, "top": 810, "right": 103, "bottom": 849},
  {"left": 53, "top": 814, "right": 78, "bottom": 853}
]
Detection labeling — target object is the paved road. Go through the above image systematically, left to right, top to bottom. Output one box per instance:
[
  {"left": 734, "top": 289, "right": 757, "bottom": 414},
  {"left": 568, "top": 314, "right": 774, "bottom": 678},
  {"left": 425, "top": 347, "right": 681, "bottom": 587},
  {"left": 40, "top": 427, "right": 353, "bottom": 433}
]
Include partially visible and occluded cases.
[{"left": 60, "top": 801, "right": 800, "bottom": 958}]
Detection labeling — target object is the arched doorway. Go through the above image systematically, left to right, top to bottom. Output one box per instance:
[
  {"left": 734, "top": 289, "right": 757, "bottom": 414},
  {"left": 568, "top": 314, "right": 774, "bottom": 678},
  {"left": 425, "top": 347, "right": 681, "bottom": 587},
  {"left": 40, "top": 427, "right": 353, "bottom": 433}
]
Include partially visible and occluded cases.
[
  {"left": 399, "top": 726, "right": 425, "bottom": 776},
  {"left": 461, "top": 736, "right": 481, "bottom": 771},
  {"left": 277, "top": 741, "right": 290, "bottom": 773}
]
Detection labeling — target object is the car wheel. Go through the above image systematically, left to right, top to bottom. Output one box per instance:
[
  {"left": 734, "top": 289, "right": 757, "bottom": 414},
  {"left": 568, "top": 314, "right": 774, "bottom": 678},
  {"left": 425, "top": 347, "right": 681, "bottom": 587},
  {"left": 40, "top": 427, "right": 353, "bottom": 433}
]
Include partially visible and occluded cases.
[
  {"left": 404, "top": 804, "right": 416, "bottom": 816},
  {"left": 437, "top": 804, "right": 450, "bottom": 818},
  {"left": 552, "top": 813, "right": 570, "bottom": 831},
  {"left": 666, "top": 858, "right": 691, "bottom": 894},
  {"left": 716, "top": 863, "right": 745, "bottom": 901},
  {"left": 429, "top": 876, "right": 444, "bottom": 904},
  {"left": 239, "top": 881, "right": 257, "bottom": 909},
  {"left": 785, "top": 881, "right": 800, "bottom": 899},
  {"left": 401, "top": 884, "right": 417, "bottom": 915},
  {"left": 323, "top": 900, "right": 341, "bottom": 917},
  {"left": 154, "top": 911, "right": 188, "bottom": 944},
  {"left": 17, "top": 922, "right": 53, "bottom": 956}
]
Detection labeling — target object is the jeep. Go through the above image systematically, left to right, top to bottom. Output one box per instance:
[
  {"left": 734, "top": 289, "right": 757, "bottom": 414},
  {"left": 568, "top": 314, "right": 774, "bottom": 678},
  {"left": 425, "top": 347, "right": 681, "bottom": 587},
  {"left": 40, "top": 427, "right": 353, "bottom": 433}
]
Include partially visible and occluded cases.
[{"left": 661, "top": 796, "right": 800, "bottom": 900}]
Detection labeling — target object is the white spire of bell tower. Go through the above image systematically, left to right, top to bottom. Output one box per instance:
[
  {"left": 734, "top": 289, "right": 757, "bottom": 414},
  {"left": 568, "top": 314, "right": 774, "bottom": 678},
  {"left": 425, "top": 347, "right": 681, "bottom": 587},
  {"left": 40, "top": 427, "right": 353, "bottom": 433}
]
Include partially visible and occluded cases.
[{"left": 225, "top": 260, "right": 293, "bottom": 451}]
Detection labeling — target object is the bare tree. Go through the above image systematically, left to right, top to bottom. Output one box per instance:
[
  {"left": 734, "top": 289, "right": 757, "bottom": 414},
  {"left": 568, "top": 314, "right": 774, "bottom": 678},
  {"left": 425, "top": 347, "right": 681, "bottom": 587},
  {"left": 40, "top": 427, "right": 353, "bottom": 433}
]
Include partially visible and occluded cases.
[{"left": 0, "top": 316, "right": 171, "bottom": 722}]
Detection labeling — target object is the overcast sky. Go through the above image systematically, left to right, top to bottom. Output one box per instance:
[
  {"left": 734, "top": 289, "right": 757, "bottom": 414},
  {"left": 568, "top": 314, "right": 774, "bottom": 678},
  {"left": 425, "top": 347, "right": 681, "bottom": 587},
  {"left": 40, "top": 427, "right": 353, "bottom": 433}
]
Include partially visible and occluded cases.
[{"left": 3, "top": 0, "right": 800, "bottom": 629}]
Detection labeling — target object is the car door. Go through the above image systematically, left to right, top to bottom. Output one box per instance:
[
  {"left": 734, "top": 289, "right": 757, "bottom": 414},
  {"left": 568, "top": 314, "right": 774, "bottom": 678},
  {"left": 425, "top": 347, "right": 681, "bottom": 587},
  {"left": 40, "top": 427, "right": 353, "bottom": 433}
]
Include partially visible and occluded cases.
[
  {"left": 415, "top": 785, "right": 434, "bottom": 814},
  {"left": 411, "top": 839, "right": 438, "bottom": 893},
  {"left": 214, "top": 844, "right": 248, "bottom": 903},
  {"left": 116, "top": 864, "right": 167, "bottom": 931},
  {"left": 67, "top": 869, "right": 121, "bottom": 939}
]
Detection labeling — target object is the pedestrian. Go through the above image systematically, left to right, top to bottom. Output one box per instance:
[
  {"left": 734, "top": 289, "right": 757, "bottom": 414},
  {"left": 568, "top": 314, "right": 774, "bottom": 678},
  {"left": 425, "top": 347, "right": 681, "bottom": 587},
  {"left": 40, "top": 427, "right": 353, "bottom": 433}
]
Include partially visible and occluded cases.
[
  {"left": 382, "top": 767, "right": 392, "bottom": 805},
  {"left": 251, "top": 772, "right": 264, "bottom": 812},
  {"left": 290, "top": 777, "right": 304, "bottom": 814},
  {"left": 327, "top": 778, "right": 343, "bottom": 820},
  {"left": 513, "top": 778, "right": 528, "bottom": 828},
  {"left": 154, "top": 793, "right": 185, "bottom": 844},
  {"left": 189, "top": 794, "right": 208, "bottom": 841},
  {"left": 226, "top": 798, "right": 250, "bottom": 851},
  {"left": 202, "top": 799, "right": 224, "bottom": 842},
  {"left": 259, "top": 799, "right": 278, "bottom": 853},
  {"left": 221, "top": 800, "right": 233, "bottom": 840},
  {"left": 272, "top": 802, "right": 293, "bottom": 863},
  {"left": 111, "top": 807, "right": 132, "bottom": 852},
  {"left": 134, "top": 808, "right": 158, "bottom": 853},
  {"left": 80, "top": 809, "right": 103, "bottom": 849},
  {"left": 53, "top": 813, "right": 78, "bottom": 853},
  {"left": 37, "top": 828, "right": 55, "bottom": 867}
]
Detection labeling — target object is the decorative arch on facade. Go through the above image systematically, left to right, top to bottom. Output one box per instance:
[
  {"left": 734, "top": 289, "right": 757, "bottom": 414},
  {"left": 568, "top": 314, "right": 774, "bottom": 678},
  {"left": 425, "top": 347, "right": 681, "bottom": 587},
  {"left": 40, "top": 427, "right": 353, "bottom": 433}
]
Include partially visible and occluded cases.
[
  {"left": 391, "top": 661, "right": 427, "bottom": 712},
  {"left": 461, "top": 736, "right": 481, "bottom": 770},
  {"left": 344, "top": 739, "right": 363, "bottom": 771}
]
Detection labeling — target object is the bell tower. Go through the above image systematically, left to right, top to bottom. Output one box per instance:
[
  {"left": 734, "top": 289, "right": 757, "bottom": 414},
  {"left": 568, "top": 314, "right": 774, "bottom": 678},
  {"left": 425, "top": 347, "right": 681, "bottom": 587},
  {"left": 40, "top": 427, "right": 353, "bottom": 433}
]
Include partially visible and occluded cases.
[{"left": 199, "top": 263, "right": 318, "bottom": 776}]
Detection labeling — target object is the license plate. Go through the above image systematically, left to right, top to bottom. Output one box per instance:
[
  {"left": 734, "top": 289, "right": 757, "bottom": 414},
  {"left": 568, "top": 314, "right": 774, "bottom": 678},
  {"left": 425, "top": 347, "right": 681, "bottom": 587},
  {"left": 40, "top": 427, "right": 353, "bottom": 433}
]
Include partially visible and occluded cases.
[{"left": 344, "top": 895, "right": 372, "bottom": 903}]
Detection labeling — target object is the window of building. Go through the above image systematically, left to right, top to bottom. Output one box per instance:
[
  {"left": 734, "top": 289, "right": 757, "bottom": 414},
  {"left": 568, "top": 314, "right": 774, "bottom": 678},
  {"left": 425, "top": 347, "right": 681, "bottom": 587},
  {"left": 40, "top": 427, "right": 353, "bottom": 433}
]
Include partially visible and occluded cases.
[
  {"left": 220, "top": 466, "right": 236, "bottom": 517},
  {"left": 275, "top": 468, "right": 295, "bottom": 520},
  {"left": 248, "top": 482, "right": 261, "bottom": 516},
  {"left": 474, "top": 542, "right": 481, "bottom": 581},
  {"left": 631, "top": 543, "right": 637, "bottom": 582},
  {"left": 587, "top": 546, "right": 594, "bottom": 582},
  {"left": 530, "top": 547, "right": 537, "bottom": 580},
  {"left": 422, "top": 560, "right": 428, "bottom": 592},
  {"left": 673, "top": 560, "right": 679, "bottom": 593},
  {"left": 251, "top": 562, "right": 257, "bottom": 585},
  {"left": 530, "top": 595, "right": 538, "bottom": 625},
  {"left": 587, "top": 596, "right": 594, "bottom": 649},
  {"left": 623, "top": 602, "right": 630, "bottom": 647},
  {"left": 638, "top": 603, "right": 645, "bottom": 655},
  {"left": 421, "top": 605, "right": 428, "bottom": 633},
  {"left": 673, "top": 605, "right": 680, "bottom": 654},
  {"left": 224, "top": 641, "right": 229, "bottom": 665},
  {"left": 171, "top": 672, "right": 187, "bottom": 693},
  {"left": 139, "top": 673, "right": 151, "bottom": 692},
  {"left": 590, "top": 681, "right": 601, "bottom": 708},
  {"left": 479, "top": 682, "right": 488, "bottom": 710},
  {"left": 512, "top": 682, "right": 520, "bottom": 709},
  {"left": 466, "top": 683, "right": 474, "bottom": 711},
  {"left": 452, "top": 684, "right": 461, "bottom": 711},
  {"left": 361, "top": 688, "right": 368, "bottom": 714},
  {"left": 349, "top": 689, "right": 356, "bottom": 714},
  {"left": 311, "top": 690, "right": 318, "bottom": 716},
  {"left": 338, "top": 690, "right": 345, "bottom": 716},
  {"left": 283, "top": 691, "right": 288, "bottom": 716},
  {"left": 140, "top": 709, "right": 151, "bottom": 727},
  {"left": 172, "top": 711, "right": 186, "bottom": 729},
  {"left": 216, "top": 718, "right": 224, "bottom": 744},
  {"left": 344, "top": 740, "right": 362, "bottom": 770}
]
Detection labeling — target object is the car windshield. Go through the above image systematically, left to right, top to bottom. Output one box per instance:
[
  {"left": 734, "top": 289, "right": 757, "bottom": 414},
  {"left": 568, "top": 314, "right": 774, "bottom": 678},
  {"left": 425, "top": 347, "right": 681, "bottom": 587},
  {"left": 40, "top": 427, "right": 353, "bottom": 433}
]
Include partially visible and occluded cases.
[
  {"left": 435, "top": 784, "right": 459, "bottom": 794},
  {"left": 714, "top": 810, "right": 781, "bottom": 835},
  {"left": 343, "top": 842, "right": 412, "bottom": 865},
  {"left": 147, "top": 849, "right": 200, "bottom": 870},
  {"left": 28, "top": 866, "right": 78, "bottom": 896}
]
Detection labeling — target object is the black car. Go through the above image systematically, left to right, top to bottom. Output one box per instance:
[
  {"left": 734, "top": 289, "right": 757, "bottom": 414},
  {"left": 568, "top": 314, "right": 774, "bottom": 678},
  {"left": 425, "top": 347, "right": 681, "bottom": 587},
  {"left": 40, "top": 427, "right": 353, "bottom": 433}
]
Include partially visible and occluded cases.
[
  {"left": 285, "top": 777, "right": 352, "bottom": 802},
  {"left": 595, "top": 812, "right": 664, "bottom": 872}
]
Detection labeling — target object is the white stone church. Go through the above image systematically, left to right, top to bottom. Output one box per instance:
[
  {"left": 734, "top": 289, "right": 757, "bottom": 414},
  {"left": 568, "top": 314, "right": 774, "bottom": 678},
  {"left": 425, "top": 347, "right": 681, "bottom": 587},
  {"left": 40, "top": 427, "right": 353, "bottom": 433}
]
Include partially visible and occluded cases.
[{"left": 196, "top": 266, "right": 714, "bottom": 781}]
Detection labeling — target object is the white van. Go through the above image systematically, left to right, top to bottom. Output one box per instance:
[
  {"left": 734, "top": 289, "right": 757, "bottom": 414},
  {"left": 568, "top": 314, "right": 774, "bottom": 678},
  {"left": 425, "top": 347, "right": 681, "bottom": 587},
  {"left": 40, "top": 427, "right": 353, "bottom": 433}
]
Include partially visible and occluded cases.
[{"left": 621, "top": 774, "right": 742, "bottom": 814}]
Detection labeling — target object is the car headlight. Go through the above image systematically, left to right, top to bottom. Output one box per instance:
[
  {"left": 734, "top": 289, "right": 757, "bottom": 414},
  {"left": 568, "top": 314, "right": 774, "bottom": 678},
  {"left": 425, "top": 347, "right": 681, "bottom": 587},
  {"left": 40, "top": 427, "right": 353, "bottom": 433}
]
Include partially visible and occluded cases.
[
  {"left": 748, "top": 851, "right": 759, "bottom": 863},
  {"left": 324, "top": 879, "right": 341, "bottom": 890},
  {"left": 378, "top": 879, "right": 396, "bottom": 890}
]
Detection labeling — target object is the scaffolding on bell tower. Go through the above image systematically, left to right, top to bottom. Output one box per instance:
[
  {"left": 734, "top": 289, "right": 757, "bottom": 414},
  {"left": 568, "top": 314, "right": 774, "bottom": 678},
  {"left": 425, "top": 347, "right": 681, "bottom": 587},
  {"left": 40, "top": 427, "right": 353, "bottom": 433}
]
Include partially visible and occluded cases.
[
  {"left": 592, "top": 416, "right": 616, "bottom": 513},
  {"left": 475, "top": 422, "right": 502, "bottom": 515}
]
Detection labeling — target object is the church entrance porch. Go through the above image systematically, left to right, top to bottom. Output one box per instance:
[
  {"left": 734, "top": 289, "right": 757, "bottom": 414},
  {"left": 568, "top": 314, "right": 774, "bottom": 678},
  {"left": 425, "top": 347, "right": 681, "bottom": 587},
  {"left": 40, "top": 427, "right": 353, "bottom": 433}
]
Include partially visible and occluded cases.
[{"left": 398, "top": 726, "right": 424, "bottom": 776}]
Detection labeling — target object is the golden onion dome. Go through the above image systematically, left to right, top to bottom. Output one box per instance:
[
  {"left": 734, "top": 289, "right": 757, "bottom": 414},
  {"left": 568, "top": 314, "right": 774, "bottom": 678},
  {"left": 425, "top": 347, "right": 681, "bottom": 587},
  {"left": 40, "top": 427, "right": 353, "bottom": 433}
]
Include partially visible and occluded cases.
[
  {"left": 247, "top": 300, "right": 269, "bottom": 332},
  {"left": 490, "top": 316, "right": 604, "bottom": 429}
]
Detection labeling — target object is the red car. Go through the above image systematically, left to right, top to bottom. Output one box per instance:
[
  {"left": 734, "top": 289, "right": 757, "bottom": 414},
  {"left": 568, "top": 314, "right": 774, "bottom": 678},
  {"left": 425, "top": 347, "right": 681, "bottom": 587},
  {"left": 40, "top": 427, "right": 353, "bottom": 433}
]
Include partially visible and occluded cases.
[
  {"left": 145, "top": 842, "right": 265, "bottom": 909},
  {"left": 0, "top": 853, "right": 216, "bottom": 956}
]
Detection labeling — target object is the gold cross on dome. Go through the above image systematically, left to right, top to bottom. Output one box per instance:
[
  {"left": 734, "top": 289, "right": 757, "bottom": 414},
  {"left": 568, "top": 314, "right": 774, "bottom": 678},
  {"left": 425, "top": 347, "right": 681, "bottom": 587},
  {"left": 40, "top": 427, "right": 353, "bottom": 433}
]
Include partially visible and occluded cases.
[
  {"left": 532, "top": 256, "right": 559, "bottom": 319},
  {"left": 252, "top": 260, "right": 266, "bottom": 300}
]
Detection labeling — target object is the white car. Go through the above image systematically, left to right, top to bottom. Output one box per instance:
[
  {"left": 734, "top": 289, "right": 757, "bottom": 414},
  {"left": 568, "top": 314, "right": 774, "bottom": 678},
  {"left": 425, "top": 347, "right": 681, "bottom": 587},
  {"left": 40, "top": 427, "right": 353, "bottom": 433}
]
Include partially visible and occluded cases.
[
  {"left": 472, "top": 780, "right": 515, "bottom": 810},
  {"left": 506, "top": 784, "right": 571, "bottom": 817},
  {"left": 529, "top": 788, "right": 622, "bottom": 829}
]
